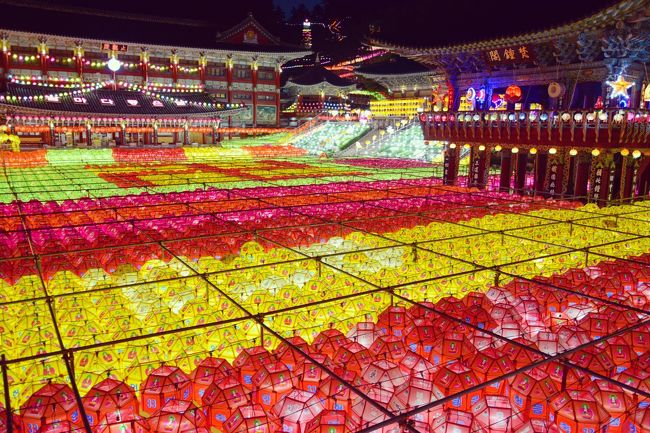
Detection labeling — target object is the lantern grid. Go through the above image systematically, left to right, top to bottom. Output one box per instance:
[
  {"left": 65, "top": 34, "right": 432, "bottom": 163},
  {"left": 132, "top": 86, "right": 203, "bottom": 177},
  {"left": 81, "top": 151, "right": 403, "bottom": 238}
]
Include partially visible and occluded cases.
[{"left": 0, "top": 156, "right": 649, "bottom": 432}]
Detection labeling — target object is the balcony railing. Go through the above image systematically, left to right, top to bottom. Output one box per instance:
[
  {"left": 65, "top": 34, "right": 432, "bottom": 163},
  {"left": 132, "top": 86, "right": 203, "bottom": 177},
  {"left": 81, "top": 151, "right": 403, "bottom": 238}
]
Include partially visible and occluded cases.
[{"left": 420, "top": 109, "right": 650, "bottom": 148}]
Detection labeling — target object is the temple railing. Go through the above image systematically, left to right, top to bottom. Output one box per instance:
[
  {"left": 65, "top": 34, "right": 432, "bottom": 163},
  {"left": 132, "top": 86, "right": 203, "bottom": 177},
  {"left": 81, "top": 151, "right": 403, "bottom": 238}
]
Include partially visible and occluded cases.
[{"left": 420, "top": 109, "right": 650, "bottom": 148}]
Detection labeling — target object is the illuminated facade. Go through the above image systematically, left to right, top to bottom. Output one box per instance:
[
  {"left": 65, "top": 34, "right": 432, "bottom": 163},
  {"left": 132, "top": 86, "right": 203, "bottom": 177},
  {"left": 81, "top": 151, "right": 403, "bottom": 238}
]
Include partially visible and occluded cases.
[
  {"left": 370, "top": 0, "right": 650, "bottom": 205},
  {"left": 0, "top": 15, "right": 310, "bottom": 146}
]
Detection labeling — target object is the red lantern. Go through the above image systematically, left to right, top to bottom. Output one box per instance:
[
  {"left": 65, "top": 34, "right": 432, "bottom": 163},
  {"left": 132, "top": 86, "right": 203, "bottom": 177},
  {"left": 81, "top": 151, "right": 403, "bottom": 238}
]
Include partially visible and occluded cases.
[
  {"left": 505, "top": 85, "right": 522, "bottom": 103},
  {"left": 333, "top": 342, "right": 373, "bottom": 374},
  {"left": 233, "top": 346, "right": 276, "bottom": 389},
  {"left": 190, "top": 357, "right": 234, "bottom": 403},
  {"left": 251, "top": 362, "right": 296, "bottom": 410},
  {"left": 140, "top": 366, "right": 192, "bottom": 415},
  {"left": 508, "top": 367, "right": 558, "bottom": 420},
  {"left": 202, "top": 377, "right": 250, "bottom": 431},
  {"left": 82, "top": 378, "right": 138, "bottom": 427},
  {"left": 584, "top": 380, "right": 634, "bottom": 433},
  {"left": 21, "top": 383, "right": 82, "bottom": 433},
  {"left": 549, "top": 390, "right": 610, "bottom": 433},
  {"left": 147, "top": 400, "right": 208, "bottom": 433},
  {"left": 223, "top": 404, "right": 280, "bottom": 433}
]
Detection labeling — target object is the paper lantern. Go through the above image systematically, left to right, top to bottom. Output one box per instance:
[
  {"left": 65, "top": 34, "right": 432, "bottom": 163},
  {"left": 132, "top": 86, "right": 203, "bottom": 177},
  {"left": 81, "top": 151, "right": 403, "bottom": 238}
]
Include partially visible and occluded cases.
[
  {"left": 505, "top": 85, "right": 522, "bottom": 103},
  {"left": 376, "top": 306, "right": 412, "bottom": 337},
  {"left": 403, "top": 319, "right": 436, "bottom": 357},
  {"left": 346, "top": 322, "right": 384, "bottom": 348},
  {"left": 312, "top": 329, "right": 350, "bottom": 355},
  {"left": 369, "top": 335, "right": 408, "bottom": 361},
  {"left": 273, "top": 336, "right": 311, "bottom": 371},
  {"left": 333, "top": 342, "right": 373, "bottom": 374},
  {"left": 233, "top": 346, "right": 276, "bottom": 389},
  {"left": 469, "top": 348, "right": 515, "bottom": 395},
  {"left": 295, "top": 354, "right": 334, "bottom": 394},
  {"left": 190, "top": 357, "right": 234, "bottom": 403},
  {"left": 361, "top": 360, "right": 406, "bottom": 392},
  {"left": 433, "top": 360, "right": 482, "bottom": 411},
  {"left": 251, "top": 362, "right": 296, "bottom": 410},
  {"left": 140, "top": 366, "right": 192, "bottom": 415},
  {"left": 509, "top": 367, "right": 558, "bottom": 420},
  {"left": 316, "top": 369, "right": 366, "bottom": 412},
  {"left": 202, "top": 376, "right": 250, "bottom": 431},
  {"left": 387, "top": 377, "right": 444, "bottom": 424},
  {"left": 82, "top": 378, "right": 138, "bottom": 427},
  {"left": 584, "top": 380, "right": 634, "bottom": 433},
  {"left": 21, "top": 383, "right": 82, "bottom": 433},
  {"left": 272, "top": 389, "right": 324, "bottom": 433},
  {"left": 549, "top": 390, "right": 610, "bottom": 433},
  {"left": 472, "top": 396, "right": 526, "bottom": 432},
  {"left": 147, "top": 400, "right": 208, "bottom": 433},
  {"left": 223, "top": 404, "right": 280, "bottom": 433},
  {"left": 430, "top": 409, "right": 480, "bottom": 433},
  {"left": 304, "top": 410, "right": 356, "bottom": 433},
  {"left": 95, "top": 417, "right": 149, "bottom": 433}
]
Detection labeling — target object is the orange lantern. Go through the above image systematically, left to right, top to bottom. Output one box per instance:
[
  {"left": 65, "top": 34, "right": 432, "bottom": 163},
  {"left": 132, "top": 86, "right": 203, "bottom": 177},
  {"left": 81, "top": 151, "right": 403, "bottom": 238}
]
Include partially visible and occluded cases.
[
  {"left": 505, "top": 85, "right": 522, "bottom": 103},
  {"left": 190, "top": 357, "right": 235, "bottom": 403},
  {"left": 508, "top": 367, "right": 558, "bottom": 420},
  {"left": 549, "top": 390, "right": 610, "bottom": 433}
]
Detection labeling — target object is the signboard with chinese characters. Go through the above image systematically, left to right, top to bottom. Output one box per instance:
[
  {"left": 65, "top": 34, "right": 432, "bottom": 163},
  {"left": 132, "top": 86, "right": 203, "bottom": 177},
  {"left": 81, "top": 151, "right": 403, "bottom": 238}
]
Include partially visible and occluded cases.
[
  {"left": 101, "top": 43, "right": 128, "bottom": 52},
  {"left": 484, "top": 45, "right": 535, "bottom": 65}
]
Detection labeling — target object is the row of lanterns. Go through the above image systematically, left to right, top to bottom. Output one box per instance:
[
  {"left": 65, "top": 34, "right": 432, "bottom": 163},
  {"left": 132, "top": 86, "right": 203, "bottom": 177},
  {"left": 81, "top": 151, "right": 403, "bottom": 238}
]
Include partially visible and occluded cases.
[{"left": 447, "top": 143, "right": 644, "bottom": 158}]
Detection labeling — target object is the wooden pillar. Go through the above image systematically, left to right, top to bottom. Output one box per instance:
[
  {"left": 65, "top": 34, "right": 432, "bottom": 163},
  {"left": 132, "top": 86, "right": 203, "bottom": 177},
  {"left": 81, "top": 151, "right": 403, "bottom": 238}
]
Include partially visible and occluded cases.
[
  {"left": 0, "top": 35, "right": 10, "bottom": 86},
  {"left": 73, "top": 45, "right": 84, "bottom": 81},
  {"left": 140, "top": 49, "right": 149, "bottom": 83},
  {"left": 170, "top": 50, "right": 179, "bottom": 84},
  {"left": 226, "top": 57, "right": 233, "bottom": 129},
  {"left": 251, "top": 61, "right": 257, "bottom": 127},
  {"left": 275, "top": 64, "right": 281, "bottom": 127},
  {"left": 443, "top": 145, "right": 460, "bottom": 185},
  {"left": 469, "top": 146, "right": 488, "bottom": 189},
  {"left": 499, "top": 151, "right": 513, "bottom": 192},
  {"left": 513, "top": 152, "right": 528, "bottom": 194},
  {"left": 546, "top": 152, "right": 566, "bottom": 198},
  {"left": 533, "top": 153, "right": 548, "bottom": 196},
  {"left": 573, "top": 153, "right": 591, "bottom": 200},
  {"left": 590, "top": 154, "right": 613, "bottom": 206},
  {"left": 621, "top": 157, "right": 636, "bottom": 202}
]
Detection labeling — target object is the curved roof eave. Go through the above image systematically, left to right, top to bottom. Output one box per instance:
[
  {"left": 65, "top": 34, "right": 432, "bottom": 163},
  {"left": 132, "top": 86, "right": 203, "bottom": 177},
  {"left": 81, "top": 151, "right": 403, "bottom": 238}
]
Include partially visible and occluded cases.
[{"left": 367, "top": 0, "right": 647, "bottom": 55}]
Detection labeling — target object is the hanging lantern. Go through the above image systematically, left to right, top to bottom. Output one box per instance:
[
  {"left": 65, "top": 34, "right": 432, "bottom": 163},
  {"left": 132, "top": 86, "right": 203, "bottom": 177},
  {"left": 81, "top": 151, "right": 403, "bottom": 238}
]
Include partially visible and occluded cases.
[{"left": 505, "top": 85, "right": 522, "bottom": 103}]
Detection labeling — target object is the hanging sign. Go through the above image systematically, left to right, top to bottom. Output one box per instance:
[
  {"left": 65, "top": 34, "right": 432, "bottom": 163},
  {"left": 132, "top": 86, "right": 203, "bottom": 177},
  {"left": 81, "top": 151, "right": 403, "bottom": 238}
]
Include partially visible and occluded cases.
[
  {"left": 101, "top": 43, "right": 128, "bottom": 52},
  {"left": 484, "top": 45, "right": 535, "bottom": 65}
]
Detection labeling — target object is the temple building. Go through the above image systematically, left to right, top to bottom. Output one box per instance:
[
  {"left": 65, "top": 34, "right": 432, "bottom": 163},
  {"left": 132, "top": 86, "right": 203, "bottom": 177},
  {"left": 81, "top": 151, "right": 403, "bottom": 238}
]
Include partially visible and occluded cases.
[
  {"left": 370, "top": 0, "right": 650, "bottom": 204},
  {"left": 0, "top": 14, "right": 310, "bottom": 146}
]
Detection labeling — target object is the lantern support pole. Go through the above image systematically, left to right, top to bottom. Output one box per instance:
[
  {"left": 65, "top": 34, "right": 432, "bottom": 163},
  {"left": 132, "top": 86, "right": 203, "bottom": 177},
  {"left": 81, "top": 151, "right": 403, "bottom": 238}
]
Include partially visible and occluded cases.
[{"left": 1, "top": 355, "right": 12, "bottom": 433}]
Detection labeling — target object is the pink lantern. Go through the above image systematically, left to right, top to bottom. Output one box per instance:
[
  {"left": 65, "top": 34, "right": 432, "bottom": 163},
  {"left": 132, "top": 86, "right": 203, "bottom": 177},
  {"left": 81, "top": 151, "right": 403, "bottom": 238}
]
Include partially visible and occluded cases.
[
  {"left": 346, "top": 322, "right": 384, "bottom": 348},
  {"left": 361, "top": 360, "right": 406, "bottom": 392},
  {"left": 272, "top": 390, "right": 325, "bottom": 433},
  {"left": 472, "top": 396, "right": 526, "bottom": 432},
  {"left": 430, "top": 409, "right": 480, "bottom": 433},
  {"left": 304, "top": 410, "right": 356, "bottom": 433}
]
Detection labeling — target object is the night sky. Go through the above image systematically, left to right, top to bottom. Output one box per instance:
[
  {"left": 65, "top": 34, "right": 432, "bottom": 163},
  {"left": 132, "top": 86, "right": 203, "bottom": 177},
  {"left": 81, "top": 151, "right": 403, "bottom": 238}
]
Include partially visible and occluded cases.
[{"left": 0, "top": 0, "right": 621, "bottom": 48}]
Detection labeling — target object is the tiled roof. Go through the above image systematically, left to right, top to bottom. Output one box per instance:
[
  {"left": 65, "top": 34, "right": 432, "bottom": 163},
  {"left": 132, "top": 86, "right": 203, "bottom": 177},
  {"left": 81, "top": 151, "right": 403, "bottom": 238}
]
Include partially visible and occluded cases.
[
  {"left": 355, "top": 55, "right": 430, "bottom": 76},
  {"left": 287, "top": 65, "right": 355, "bottom": 88},
  {"left": 0, "top": 83, "right": 238, "bottom": 117}
]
